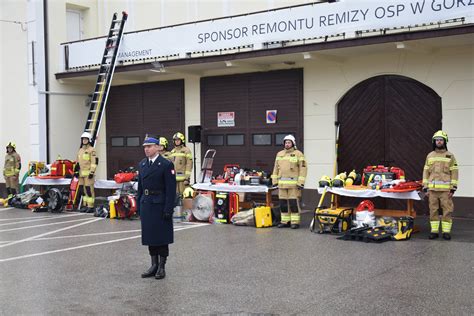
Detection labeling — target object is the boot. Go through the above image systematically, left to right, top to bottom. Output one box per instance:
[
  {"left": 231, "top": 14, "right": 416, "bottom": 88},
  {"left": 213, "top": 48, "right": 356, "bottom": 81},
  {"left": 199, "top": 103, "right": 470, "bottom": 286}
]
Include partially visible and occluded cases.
[
  {"left": 6, "top": 188, "right": 11, "bottom": 197},
  {"left": 11, "top": 188, "right": 17, "bottom": 196},
  {"left": 277, "top": 223, "right": 290, "bottom": 228},
  {"left": 291, "top": 224, "right": 300, "bottom": 229},
  {"left": 429, "top": 233, "right": 439, "bottom": 240},
  {"left": 442, "top": 233, "right": 451, "bottom": 240},
  {"left": 141, "top": 255, "right": 159, "bottom": 278},
  {"left": 155, "top": 256, "right": 167, "bottom": 279}
]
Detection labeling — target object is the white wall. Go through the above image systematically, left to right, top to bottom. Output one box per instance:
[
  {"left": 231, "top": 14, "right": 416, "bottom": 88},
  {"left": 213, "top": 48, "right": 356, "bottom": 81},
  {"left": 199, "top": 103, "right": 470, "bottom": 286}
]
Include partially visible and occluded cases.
[{"left": 0, "top": 0, "right": 29, "bottom": 183}]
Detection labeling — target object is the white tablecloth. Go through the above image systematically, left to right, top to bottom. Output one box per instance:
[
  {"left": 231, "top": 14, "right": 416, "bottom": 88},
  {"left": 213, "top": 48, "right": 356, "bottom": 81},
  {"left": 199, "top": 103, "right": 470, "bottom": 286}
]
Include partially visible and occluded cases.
[
  {"left": 23, "top": 177, "right": 133, "bottom": 190},
  {"left": 192, "top": 183, "right": 271, "bottom": 193},
  {"left": 317, "top": 187, "right": 421, "bottom": 200}
]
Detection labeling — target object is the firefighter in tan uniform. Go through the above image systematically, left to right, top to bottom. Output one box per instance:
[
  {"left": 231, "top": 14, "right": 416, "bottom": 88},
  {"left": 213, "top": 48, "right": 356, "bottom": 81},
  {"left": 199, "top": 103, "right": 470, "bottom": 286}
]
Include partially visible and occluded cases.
[
  {"left": 423, "top": 130, "right": 459, "bottom": 240},
  {"left": 76, "top": 132, "right": 98, "bottom": 213},
  {"left": 170, "top": 132, "right": 193, "bottom": 195},
  {"left": 271, "top": 135, "right": 307, "bottom": 229},
  {"left": 158, "top": 137, "right": 172, "bottom": 161},
  {"left": 3, "top": 142, "right": 21, "bottom": 196}
]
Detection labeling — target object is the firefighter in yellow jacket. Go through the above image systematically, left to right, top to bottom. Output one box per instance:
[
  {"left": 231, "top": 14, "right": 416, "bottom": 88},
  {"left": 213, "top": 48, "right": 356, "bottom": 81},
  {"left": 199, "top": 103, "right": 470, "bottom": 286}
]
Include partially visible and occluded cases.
[
  {"left": 423, "top": 130, "right": 458, "bottom": 240},
  {"left": 76, "top": 132, "right": 98, "bottom": 213},
  {"left": 170, "top": 132, "right": 193, "bottom": 195},
  {"left": 271, "top": 135, "right": 307, "bottom": 229},
  {"left": 158, "top": 137, "right": 172, "bottom": 161},
  {"left": 3, "top": 142, "right": 21, "bottom": 196}
]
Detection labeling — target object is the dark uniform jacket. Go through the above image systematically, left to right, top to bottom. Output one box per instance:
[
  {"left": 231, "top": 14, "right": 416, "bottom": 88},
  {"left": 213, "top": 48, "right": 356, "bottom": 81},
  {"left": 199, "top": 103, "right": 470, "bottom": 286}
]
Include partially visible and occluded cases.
[{"left": 137, "top": 154, "right": 177, "bottom": 246}]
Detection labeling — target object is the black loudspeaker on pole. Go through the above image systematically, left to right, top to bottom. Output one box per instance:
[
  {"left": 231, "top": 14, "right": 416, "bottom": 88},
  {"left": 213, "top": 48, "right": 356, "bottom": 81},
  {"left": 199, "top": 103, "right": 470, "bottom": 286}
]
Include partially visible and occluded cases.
[{"left": 188, "top": 125, "right": 201, "bottom": 184}]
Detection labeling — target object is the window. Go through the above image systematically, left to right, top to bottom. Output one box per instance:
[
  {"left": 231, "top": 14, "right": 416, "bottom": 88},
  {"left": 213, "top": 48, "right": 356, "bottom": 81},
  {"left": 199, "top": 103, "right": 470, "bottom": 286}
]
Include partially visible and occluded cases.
[
  {"left": 66, "top": 10, "right": 83, "bottom": 42},
  {"left": 275, "top": 133, "right": 294, "bottom": 146},
  {"left": 227, "top": 134, "right": 244, "bottom": 146},
  {"left": 253, "top": 134, "right": 272, "bottom": 146},
  {"left": 207, "top": 135, "right": 224, "bottom": 146},
  {"left": 111, "top": 137, "right": 124, "bottom": 147},
  {"left": 126, "top": 137, "right": 140, "bottom": 147}
]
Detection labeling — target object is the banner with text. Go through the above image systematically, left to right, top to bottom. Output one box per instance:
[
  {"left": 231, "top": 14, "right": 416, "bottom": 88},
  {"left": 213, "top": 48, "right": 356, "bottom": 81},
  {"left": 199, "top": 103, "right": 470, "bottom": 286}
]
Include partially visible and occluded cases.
[{"left": 63, "top": 0, "right": 473, "bottom": 69}]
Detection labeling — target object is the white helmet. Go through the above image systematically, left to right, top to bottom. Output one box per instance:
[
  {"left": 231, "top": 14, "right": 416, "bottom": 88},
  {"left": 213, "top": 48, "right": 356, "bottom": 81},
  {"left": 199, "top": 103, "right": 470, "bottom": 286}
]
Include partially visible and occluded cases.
[
  {"left": 81, "top": 132, "right": 92, "bottom": 142},
  {"left": 283, "top": 134, "right": 296, "bottom": 147}
]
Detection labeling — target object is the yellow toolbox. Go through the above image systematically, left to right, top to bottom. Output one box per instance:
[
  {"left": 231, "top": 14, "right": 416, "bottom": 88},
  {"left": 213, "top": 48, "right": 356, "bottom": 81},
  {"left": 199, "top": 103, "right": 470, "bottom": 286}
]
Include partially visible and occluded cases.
[{"left": 254, "top": 206, "right": 272, "bottom": 228}]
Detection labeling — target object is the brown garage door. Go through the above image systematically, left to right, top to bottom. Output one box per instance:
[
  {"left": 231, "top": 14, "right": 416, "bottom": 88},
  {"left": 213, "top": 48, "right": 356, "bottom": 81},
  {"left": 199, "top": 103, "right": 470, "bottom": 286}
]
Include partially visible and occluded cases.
[
  {"left": 201, "top": 69, "right": 303, "bottom": 175},
  {"left": 337, "top": 75, "right": 441, "bottom": 213},
  {"left": 106, "top": 80, "right": 184, "bottom": 178}
]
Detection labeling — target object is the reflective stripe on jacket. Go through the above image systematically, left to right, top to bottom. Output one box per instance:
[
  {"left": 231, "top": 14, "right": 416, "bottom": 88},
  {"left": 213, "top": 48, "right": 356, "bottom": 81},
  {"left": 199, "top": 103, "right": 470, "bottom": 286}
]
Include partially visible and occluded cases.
[
  {"left": 77, "top": 144, "right": 97, "bottom": 178},
  {"left": 170, "top": 145, "right": 192, "bottom": 181},
  {"left": 271, "top": 148, "right": 307, "bottom": 189},
  {"left": 422, "top": 149, "right": 458, "bottom": 191},
  {"left": 4, "top": 152, "right": 21, "bottom": 177}
]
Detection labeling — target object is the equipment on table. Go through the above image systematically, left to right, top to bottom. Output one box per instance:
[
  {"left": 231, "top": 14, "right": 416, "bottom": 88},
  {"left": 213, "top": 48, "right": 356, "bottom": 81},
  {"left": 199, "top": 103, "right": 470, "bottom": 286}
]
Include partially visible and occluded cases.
[
  {"left": 47, "top": 159, "right": 76, "bottom": 178},
  {"left": 28, "top": 161, "right": 47, "bottom": 176},
  {"left": 362, "top": 165, "right": 405, "bottom": 187},
  {"left": 114, "top": 168, "right": 138, "bottom": 183},
  {"left": 345, "top": 170, "right": 357, "bottom": 186},
  {"left": 332, "top": 172, "right": 347, "bottom": 187},
  {"left": 319, "top": 175, "right": 332, "bottom": 188},
  {"left": 381, "top": 181, "right": 422, "bottom": 192},
  {"left": 254, "top": 206, "right": 272, "bottom": 228},
  {"left": 315, "top": 207, "right": 353, "bottom": 234},
  {"left": 392, "top": 216, "right": 414, "bottom": 240}
]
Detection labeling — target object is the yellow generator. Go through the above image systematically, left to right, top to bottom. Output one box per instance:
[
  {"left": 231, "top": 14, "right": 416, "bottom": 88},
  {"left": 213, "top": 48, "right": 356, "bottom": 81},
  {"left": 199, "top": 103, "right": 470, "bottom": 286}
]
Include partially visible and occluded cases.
[
  {"left": 254, "top": 206, "right": 272, "bottom": 228},
  {"left": 315, "top": 207, "right": 353, "bottom": 234}
]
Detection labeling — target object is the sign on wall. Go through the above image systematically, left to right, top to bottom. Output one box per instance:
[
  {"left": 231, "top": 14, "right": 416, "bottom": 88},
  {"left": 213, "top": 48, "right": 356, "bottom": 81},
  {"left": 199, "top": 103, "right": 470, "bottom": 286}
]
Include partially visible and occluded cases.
[
  {"left": 62, "top": 0, "right": 474, "bottom": 69},
  {"left": 266, "top": 110, "right": 277, "bottom": 124},
  {"left": 217, "top": 112, "right": 235, "bottom": 127}
]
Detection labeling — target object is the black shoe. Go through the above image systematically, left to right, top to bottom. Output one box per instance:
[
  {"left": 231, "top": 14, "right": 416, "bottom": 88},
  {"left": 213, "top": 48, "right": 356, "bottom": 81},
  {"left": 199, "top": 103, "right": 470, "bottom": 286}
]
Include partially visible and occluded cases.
[
  {"left": 79, "top": 207, "right": 88, "bottom": 213},
  {"left": 277, "top": 223, "right": 290, "bottom": 228},
  {"left": 291, "top": 224, "right": 300, "bottom": 229},
  {"left": 429, "top": 233, "right": 439, "bottom": 240},
  {"left": 442, "top": 233, "right": 451, "bottom": 240},
  {"left": 141, "top": 255, "right": 159, "bottom": 278},
  {"left": 155, "top": 256, "right": 167, "bottom": 279}
]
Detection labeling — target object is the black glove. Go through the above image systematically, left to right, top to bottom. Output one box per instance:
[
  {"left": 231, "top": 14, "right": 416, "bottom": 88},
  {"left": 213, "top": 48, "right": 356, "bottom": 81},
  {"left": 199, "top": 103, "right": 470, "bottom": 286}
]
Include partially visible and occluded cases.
[
  {"left": 88, "top": 173, "right": 94, "bottom": 179},
  {"left": 297, "top": 184, "right": 304, "bottom": 190},
  {"left": 162, "top": 212, "right": 172, "bottom": 221}
]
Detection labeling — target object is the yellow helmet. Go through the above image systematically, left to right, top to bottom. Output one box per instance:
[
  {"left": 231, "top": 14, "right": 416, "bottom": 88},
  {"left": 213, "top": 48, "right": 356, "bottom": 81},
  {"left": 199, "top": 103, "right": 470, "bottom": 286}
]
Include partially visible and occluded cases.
[
  {"left": 432, "top": 130, "right": 448, "bottom": 142},
  {"left": 173, "top": 132, "right": 185, "bottom": 143},
  {"left": 159, "top": 137, "right": 169, "bottom": 150},
  {"left": 6, "top": 142, "right": 16, "bottom": 150},
  {"left": 319, "top": 175, "right": 332, "bottom": 188},
  {"left": 183, "top": 187, "right": 194, "bottom": 199}
]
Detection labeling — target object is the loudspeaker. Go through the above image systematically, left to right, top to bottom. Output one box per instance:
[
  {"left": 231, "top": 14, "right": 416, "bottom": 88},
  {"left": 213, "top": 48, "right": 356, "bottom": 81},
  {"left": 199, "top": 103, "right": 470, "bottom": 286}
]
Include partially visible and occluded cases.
[{"left": 188, "top": 125, "right": 202, "bottom": 143}]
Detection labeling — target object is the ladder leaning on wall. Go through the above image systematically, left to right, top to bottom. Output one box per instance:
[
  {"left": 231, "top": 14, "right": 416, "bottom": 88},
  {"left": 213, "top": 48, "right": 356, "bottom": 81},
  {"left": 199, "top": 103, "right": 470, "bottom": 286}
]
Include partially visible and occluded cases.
[{"left": 84, "top": 11, "right": 128, "bottom": 147}]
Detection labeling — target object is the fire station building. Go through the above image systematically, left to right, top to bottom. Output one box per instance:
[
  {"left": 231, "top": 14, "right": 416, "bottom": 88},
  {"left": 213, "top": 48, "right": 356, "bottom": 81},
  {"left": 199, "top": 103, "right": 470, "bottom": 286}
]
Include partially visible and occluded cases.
[{"left": 1, "top": 0, "right": 473, "bottom": 215}]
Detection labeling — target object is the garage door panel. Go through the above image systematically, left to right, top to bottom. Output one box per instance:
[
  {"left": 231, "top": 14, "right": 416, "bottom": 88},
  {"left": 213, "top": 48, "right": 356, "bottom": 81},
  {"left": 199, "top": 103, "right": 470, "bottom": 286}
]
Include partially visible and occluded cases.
[
  {"left": 202, "top": 69, "right": 303, "bottom": 173},
  {"left": 106, "top": 80, "right": 185, "bottom": 179}
]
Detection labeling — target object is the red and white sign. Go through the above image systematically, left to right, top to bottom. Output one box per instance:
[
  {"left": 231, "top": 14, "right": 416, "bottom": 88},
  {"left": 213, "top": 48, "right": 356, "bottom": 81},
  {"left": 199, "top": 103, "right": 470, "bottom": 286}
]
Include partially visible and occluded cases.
[
  {"left": 266, "top": 110, "right": 277, "bottom": 124},
  {"left": 217, "top": 112, "right": 235, "bottom": 127}
]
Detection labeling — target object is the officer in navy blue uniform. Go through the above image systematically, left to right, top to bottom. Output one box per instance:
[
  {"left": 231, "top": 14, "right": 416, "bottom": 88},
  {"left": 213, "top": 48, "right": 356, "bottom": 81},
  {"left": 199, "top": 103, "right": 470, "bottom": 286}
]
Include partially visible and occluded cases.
[{"left": 138, "top": 135, "right": 177, "bottom": 279}]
